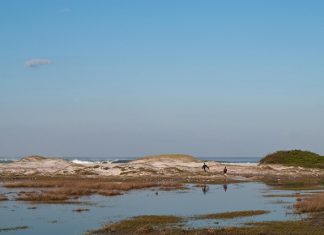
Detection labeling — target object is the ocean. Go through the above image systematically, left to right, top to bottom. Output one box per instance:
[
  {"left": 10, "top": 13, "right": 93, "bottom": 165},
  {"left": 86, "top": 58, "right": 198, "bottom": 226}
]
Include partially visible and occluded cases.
[{"left": 0, "top": 156, "right": 261, "bottom": 165}]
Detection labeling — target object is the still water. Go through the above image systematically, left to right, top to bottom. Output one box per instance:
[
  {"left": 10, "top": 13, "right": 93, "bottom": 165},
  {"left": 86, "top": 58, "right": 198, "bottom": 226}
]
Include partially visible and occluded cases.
[{"left": 0, "top": 182, "right": 311, "bottom": 235}]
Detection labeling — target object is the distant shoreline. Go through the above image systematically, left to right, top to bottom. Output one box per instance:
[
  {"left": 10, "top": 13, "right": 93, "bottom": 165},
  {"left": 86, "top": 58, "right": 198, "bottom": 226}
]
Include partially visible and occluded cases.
[{"left": 0, "top": 156, "right": 261, "bottom": 165}]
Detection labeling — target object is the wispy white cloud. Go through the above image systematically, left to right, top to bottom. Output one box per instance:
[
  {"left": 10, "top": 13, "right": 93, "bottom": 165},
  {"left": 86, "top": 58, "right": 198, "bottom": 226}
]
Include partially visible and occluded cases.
[{"left": 25, "top": 59, "right": 52, "bottom": 68}]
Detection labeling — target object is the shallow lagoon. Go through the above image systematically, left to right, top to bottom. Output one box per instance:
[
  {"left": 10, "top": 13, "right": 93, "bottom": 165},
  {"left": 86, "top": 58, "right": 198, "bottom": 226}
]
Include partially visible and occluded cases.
[{"left": 0, "top": 182, "right": 313, "bottom": 235}]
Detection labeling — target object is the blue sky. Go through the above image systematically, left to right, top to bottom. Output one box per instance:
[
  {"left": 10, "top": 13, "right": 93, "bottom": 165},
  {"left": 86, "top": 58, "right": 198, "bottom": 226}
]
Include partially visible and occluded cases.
[{"left": 1, "top": 0, "right": 324, "bottom": 158}]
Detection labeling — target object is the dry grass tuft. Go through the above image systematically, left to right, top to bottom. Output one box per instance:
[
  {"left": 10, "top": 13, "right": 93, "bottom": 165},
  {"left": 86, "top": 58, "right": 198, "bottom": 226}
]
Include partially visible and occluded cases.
[
  {"left": 260, "top": 174, "right": 324, "bottom": 190},
  {"left": 4, "top": 177, "right": 185, "bottom": 202},
  {"left": 4, "top": 179, "right": 65, "bottom": 188},
  {"left": 158, "top": 182, "right": 187, "bottom": 191},
  {"left": 97, "top": 190, "right": 122, "bottom": 196},
  {"left": 17, "top": 191, "right": 69, "bottom": 202},
  {"left": 295, "top": 192, "right": 324, "bottom": 213},
  {"left": 0, "top": 194, "right": 8, "bottom": 201},
  {"left": 73, "top": 208, "right": 90, "bottom": 212},
  {"left": 194, "top": 210, "right": 270, "bottom": 220},
  {"left": 88, "top": 215, "right": 324, "bottom": 235},
  {"left": 89, "top": 215, "right": 182, "bottom": 234},
  {"left": 0, "top": 226, "right": 29, "bottom": 232}
]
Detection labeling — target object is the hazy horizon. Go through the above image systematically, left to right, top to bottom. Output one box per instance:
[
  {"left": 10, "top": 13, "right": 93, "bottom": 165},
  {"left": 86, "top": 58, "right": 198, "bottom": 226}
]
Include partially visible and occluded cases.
[{"left": 1, "top": 1, "right": 324, "bottom": 158}]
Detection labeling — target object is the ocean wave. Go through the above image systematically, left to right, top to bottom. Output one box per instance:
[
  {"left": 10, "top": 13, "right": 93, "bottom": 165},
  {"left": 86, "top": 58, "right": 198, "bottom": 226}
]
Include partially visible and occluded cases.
[
  {"left": 0, "top": 158, "right": 18, "bottom": 163},
  {"left": 71, "top": 159, "right": 114, "bottom": 165},
  {"left": 220, "top": 162, "right": 259, "bottom": 166}
]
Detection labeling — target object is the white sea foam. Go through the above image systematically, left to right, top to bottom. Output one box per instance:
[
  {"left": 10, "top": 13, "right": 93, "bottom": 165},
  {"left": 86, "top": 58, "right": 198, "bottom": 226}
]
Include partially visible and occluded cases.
[
  {"left": 0, "top": 158, "right": 18, "bottom": 163},
  {"left": 71, "top": 159, "right": 113, "bottom": 165},
  {"left": 71, "top": 159, "right": 96, "bottom": 165},
  {"left": 220, "top": 162, "right": 259, "bottom": 166}
]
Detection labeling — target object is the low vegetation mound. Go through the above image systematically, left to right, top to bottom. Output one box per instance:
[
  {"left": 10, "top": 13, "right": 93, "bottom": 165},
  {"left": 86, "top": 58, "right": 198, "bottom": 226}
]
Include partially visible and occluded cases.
[
  {"left": 260, "top": 150, "right": 324, "bottom": 169},
  {"left": 135, "top": 154, "right": 201, "bottom": 163},
  {"left": 19, "top": 155, "right": 48, "bottom": 162},
  {"left": 4, "top": 177, "right": 185, "bottom": 202},
  {"left": 295, "top": 193, "right": 324, "bottom": 213},
  {"left": 0, "top": 194, "right": 8, "bottom": 201},
  {"left": 195, "top": 210, "right": 269, "bottom": 219},
  {"left": 89, "top": 213, "right": 324, "bottom": 235},
  {"left": 90, "top": 215, "right": 182, "bottom": 234},
  {"left": 0, "top": 226, "right": 29, "bottom": 232}
]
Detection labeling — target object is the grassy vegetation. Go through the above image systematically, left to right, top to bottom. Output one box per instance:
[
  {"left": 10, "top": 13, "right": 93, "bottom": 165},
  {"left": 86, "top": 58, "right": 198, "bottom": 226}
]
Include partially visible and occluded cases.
[
  {"left": 260, "top": 150, "right": 324, "bottom": 169},
  {"left": 135, "top": 154, "right": 201, "bottom": 162},
  {"left": 20, "top": 155, "right": 47, "bottom": 161},
  {"left": 259, "top": 173, "right": 324, "bottom": 190},
  {"left": 4, "top": 177, "right": 186, "bottom": 202},
  {"left": 17, "top": 191, "right": 70, "bottom": 202},
  {"left": 295, "top": 192, "right": 324, "bottom": 213},
  {"left": 263, "top": 193, "right": 301, "bottom": 198},
  {"left": 0, "top": 194, "right": 7, "bottom": 201},
  {"left": 73, "top": 208, "right": 90, "bottom": 212},
  {"left": 194, "top": 210, "right": 269, "bottom": 219},
  {"left": 88, "top": 215, "right": 324, "bottom": 235},
  {"left": 89, "top": 215, "right": 182, "bottom": 234},
  {"left": 0, "top": 226, "right": 29, "bottom": 232}
]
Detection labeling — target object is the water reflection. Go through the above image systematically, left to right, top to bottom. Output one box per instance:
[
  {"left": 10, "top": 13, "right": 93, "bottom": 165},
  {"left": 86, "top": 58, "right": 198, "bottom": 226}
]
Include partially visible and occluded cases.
[
  {"left": 0, "top": 182, "right": 313, "bottom": 235},
  {"left": 223, "top": 184, "right": 228, "bottom": 192},
  {"left": 201, "top": 185, "right": 209, "bottom": 194}
]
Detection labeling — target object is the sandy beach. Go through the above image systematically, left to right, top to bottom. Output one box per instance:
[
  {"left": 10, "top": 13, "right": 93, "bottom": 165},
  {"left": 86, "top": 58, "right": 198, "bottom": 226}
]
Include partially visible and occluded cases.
[{"left": 0, "top": 155, "right": 322, "bottom": 179}]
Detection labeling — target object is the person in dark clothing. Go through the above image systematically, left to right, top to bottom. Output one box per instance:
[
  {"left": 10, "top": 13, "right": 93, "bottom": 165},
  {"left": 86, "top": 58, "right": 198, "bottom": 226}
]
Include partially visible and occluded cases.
[
  {"left": 202, "top": 162, "right": 209, "bottom": 172},
  {"left": 223, "top": 166, "right": 227, "bottom": 175},
  {"left": 223, "top": 166, "right": 227, "bottom": 182}
]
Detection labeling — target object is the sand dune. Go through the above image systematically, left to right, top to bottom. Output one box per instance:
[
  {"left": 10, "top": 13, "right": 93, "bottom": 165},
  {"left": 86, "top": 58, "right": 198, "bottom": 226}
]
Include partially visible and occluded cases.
[{"left": 0, "top": 155, "right": 323, "bottom": 179}]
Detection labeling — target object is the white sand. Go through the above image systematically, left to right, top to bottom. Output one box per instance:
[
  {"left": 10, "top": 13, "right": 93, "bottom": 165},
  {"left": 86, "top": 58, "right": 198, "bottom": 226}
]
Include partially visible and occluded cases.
[{"left": 0, "top": 156, "right": 322, "bottom": 178}]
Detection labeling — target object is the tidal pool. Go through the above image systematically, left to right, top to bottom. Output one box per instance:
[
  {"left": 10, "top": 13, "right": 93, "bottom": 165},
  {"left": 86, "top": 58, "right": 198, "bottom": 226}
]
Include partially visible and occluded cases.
[{"left": 0, "top": 182, "right": 314, "bottom": 235}]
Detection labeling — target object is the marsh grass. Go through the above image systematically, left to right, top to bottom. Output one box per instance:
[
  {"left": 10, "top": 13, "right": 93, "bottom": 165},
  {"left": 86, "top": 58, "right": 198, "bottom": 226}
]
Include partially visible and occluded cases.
[
  {"left": 260, "top": 174, "right": 324, "bottom": 190},
  {"left": 4, "top": 177, "right": 185, "bottom": 202},
  {"left": 4, "top": 180, "right": 64, "bottom": 188},
  {"left": 158, "top": 182, "right": 188, "bottom": 191},
  {"left": 97, "top": 190, "right": 122, "bottom": 196},
  {"left": 17, "top": 191, "right": 70, "bottom": 202},
  {"left": 295, "top": 192, "right": 324, "bottom": 213},
  {"left": 263, "top": 193, "right": 300, "bottom": 198},
  {"left": 0, "top": 194, "right": 7, "bottom": 201},
  {"left": 73, "top": 208, "right": 90, "bottom": 212},
  {"left": 193, "top": 210, "right": 270, "bottom": 219},
  {"left": 89, "top": 215, "right": 182, "bottom": 235},
  {"left": 88, "top": 216, "right": 324, "bottom": 235},
  {"left": 0, "top": 226, "right": 29, "bottom": 232}
]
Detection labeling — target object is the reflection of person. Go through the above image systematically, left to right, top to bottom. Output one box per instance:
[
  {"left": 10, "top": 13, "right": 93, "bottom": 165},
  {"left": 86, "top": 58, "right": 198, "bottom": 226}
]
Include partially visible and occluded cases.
[
  {"left": 202, "top": 162, "right": 209, "bottom": 173},
  {"left": 223, "top": 166, "right": 227, "bottom": 182},
  {"left": 223, "top": 184, "right": 228, "bottom": 192},
  {"left": 202, "top": 185, "right": 209, "bottom": 194}
]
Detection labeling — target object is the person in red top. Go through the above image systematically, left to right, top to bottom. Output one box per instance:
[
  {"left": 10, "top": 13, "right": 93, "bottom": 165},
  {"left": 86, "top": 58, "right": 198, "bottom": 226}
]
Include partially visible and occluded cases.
[{"left": 223, "top": 166, "right": 227, "bottom": 177}]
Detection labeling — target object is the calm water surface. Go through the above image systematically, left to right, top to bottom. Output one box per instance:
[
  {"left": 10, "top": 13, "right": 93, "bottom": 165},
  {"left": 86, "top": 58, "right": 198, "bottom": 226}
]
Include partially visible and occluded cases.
[{"left": 0, "top": 182, "right": 313, "bottom": 235}]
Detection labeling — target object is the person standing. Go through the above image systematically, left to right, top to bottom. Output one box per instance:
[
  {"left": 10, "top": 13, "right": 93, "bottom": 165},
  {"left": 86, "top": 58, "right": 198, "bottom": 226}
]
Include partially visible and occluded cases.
[
  {"left": 202, "top": 162, "right": 209, "bottom": 173},
  {"left": 223, "top": 166, "right": 227, "bottom": 177}
]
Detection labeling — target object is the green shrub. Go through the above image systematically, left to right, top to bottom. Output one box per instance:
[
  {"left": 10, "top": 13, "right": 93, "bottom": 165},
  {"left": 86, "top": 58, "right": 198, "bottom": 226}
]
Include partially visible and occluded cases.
[{"left": 260, "top": 150, "right": 324, "bottom": 169}]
